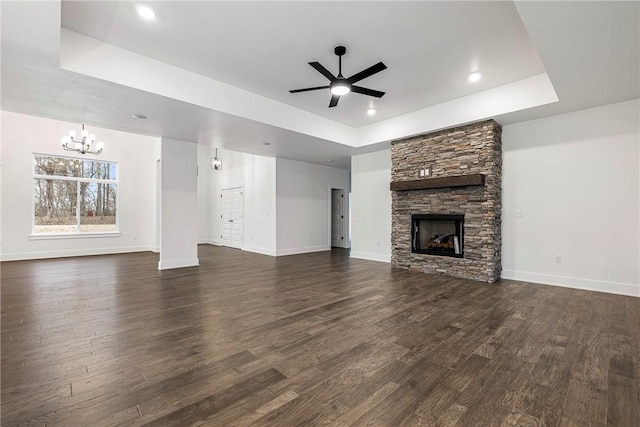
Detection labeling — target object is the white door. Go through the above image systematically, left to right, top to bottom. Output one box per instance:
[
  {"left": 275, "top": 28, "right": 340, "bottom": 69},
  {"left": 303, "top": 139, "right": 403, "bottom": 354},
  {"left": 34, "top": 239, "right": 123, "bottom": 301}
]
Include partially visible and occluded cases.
[
  {"left": 220, "top": 187, "right": 243, "bottom": 249},
  {"left": 331, "top": 188, "right": 344, "bottom": 247}
]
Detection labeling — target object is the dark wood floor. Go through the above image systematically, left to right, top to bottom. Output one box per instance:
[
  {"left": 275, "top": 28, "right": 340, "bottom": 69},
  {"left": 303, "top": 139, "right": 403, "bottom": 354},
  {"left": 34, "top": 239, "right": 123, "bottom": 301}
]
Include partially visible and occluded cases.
[{"left": 1, "top": 246, "right": 639, "bottom": 426}]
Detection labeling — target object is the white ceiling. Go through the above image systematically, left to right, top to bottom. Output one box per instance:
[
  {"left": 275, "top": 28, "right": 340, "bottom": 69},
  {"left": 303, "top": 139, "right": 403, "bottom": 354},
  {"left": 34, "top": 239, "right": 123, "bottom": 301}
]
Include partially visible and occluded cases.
[
  {"left": 1, "top": 1, "right": 638, "bottom": 170},
  {"left": 61, "top": 1, "right": 545, "bottom": 127}
]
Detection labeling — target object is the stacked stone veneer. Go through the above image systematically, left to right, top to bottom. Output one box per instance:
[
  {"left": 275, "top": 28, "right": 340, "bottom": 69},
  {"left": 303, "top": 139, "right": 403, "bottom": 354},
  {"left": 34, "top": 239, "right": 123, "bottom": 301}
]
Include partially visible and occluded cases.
[{"left": 391, "top": 120, "right": 502, "bottom": 282}]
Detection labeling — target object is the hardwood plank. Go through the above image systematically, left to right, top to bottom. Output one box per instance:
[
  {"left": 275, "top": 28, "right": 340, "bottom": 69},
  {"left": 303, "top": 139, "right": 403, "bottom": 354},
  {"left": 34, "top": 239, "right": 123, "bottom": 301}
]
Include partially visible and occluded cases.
[
  {"left": 1, "top": 246, "right": 639, "bottom": 426},
  {"left": 570, "top": 328, "right": 610, "bottom": 391},
  {"left": 609, "top": 332, "right": 636, "bottom": 379},
  {"left": 443, "top": 353, "right": 490, "bottom": 392},
  {"left": 350, "top": 357, "right": 448, "bottom": 426},
  {"left": 141, "top": 368, "right": 286, "bottom": 426},
  {"left": 607, "top": 372, "right": 640, "bottom": 426},
  {"left": 562, "top": 380, "right": 607, "bottom": 425},
  {"left": 334, "top": 381, "right": 399, "bottom": 426},
  {"left": 413, "top": 382, "right": 460, "bottom": 422},
  {"left": 225, "top": 390, "right": 299, "bottom": 426},
  {"left": 437, "top": 402, "right": 467, "bottom": 427},
  {"left": 500, "top": 410, "right": 540, "bottom": 427},
  {"left": 399, "top": 413, "right": 432, "bottom": 426}
]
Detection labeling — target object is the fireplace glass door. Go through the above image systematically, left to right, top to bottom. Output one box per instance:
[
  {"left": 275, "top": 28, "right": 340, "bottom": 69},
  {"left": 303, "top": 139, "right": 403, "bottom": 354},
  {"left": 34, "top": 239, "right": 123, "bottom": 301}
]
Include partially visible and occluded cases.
[{"left": 412, "top": 214, "right": 464, "bottom": 258}]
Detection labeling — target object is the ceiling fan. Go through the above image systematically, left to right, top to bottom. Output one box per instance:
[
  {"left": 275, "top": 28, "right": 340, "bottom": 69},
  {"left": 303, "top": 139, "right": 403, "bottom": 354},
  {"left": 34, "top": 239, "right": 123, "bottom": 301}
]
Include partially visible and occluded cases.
[{"left": 289, "top": 46, "right": 387, "bottom": 108}]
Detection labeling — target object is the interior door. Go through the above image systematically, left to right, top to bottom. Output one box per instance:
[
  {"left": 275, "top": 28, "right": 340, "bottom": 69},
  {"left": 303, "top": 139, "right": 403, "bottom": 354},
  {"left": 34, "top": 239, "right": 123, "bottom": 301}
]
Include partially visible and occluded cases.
[
  {"left": 220, "top": 187, "right": 243, "bottom": 249},
  {"left": 331, "top": 188, "right": 344, "bottom": 247}
]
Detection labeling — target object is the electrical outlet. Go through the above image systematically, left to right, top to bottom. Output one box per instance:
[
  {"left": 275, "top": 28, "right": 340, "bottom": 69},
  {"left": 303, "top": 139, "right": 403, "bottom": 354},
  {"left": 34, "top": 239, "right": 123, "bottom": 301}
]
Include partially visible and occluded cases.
[
  {"left": 515, "top": 210, "right": 525, "bottom": 218},
  {"left": 555, "top": 256, "right": 563, "bottom": 264}
]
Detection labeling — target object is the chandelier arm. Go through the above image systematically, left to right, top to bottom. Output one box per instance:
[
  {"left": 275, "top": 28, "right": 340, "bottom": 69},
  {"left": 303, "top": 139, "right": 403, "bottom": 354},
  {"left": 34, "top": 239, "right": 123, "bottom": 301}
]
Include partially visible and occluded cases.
[{"left": 61, "top": 124, "right": 103, "bottom": 156}]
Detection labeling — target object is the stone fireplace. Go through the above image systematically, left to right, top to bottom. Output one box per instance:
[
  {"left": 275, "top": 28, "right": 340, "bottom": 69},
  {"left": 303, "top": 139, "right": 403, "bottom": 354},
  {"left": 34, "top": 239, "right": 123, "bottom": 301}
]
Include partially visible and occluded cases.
[{"left": 390, "top": 120, "right": 502, "bottom": 282}]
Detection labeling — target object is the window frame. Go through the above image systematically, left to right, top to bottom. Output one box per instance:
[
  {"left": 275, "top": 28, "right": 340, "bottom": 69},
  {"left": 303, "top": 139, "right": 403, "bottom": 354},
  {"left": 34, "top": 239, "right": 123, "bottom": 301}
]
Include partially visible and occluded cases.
[{"left": 30, "top": 153, "right": 121, "bottom": 239}]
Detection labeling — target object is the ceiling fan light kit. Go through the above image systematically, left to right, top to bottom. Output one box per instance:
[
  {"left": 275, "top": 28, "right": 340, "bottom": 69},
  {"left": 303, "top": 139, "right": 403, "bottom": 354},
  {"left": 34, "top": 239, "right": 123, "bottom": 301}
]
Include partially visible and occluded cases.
[
  {"left": 290, "top": 45, "right": 387, "bottom": 108},
  {"left": 330, "top": 82, "right": 350, "bottom": 96}
]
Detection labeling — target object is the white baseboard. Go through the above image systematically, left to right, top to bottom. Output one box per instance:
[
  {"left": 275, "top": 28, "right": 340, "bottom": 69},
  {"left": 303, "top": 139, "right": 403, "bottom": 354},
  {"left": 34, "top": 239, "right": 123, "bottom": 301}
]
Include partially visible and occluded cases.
[
  {"left": 198, "top": 238, "right": 215, "bottom": 245},
  {"left": 201, "top": 241, "right": 305, "bottom": 257},
  {"left": 242, "top": 245, "right": 277, "bottom": 256},
  {"left": 275, "top": 245, "right": 330, "bottom": 256},
  {"left": 1, "top": 246, "right": 154, "bottom": 261},
  {"left": 350, "top": 251, "right": 391, "bottom": 263},
  {"left": 158, "top": 257, "right": 199, "bottom": 270},
  {"left": 501, "top": 270, "right": 640, "bottom": 298}
]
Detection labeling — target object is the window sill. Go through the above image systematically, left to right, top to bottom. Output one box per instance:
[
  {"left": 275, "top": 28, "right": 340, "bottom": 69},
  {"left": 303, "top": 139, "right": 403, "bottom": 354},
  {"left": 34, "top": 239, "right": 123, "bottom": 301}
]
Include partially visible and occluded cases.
[{"left": 29, "top": 232, "right": 121, "bottom": 240}]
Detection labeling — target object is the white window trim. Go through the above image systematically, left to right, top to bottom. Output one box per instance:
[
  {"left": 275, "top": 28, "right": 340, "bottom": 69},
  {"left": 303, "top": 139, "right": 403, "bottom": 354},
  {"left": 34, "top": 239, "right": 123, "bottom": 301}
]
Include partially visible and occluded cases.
[
  {"left": 32, "top": 154, "right": 120, "bottom": 237},
  {"left": 29, "top": 232, "right": 122, "bottom": 240}
]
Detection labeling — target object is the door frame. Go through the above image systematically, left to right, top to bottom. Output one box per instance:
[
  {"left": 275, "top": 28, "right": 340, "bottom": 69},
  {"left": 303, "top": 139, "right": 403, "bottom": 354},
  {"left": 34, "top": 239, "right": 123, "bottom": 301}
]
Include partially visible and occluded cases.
[
  {"left": 220, "top": 185, "right": 244, "bottom": 249},
  {"left": 328, "top": 186, "right": 348, "bottom": 249}
]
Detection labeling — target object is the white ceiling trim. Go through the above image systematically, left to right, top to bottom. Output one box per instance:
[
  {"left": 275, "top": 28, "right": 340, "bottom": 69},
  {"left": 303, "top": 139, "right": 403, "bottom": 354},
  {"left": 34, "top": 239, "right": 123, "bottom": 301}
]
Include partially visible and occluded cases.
[
  {"left": 60, "top": 28, "right": 359, "bottom": 147},
  {"left": 61, "top": 28, "right": 557, "bottom": 149},
  {"left": 357, "top": 73, "right": 558, "bottom": 146}
]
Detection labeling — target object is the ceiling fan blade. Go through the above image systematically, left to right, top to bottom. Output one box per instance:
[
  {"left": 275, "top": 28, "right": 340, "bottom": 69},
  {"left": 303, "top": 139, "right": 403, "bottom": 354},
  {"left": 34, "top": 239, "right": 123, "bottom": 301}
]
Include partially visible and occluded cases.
[
  {"left": 309, "top": 62, "right": 337, "bottom": 82},
  {"left": 346, "top": 62, "right": 387, "bottom": 84},
  {"left": 351, "top": 85, "right": 386, "bottom": 98},
  {"left": 289, "top": 86, "right": 330, "bottom": 93},
  {"left": 329, "top": 95, "right": 340, "bottom": 108}
]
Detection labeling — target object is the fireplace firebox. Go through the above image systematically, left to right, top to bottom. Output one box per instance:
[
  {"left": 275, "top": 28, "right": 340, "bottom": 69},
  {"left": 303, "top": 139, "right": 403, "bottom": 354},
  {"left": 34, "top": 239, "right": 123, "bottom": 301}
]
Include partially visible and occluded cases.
[{"left": 412, "top": 214, "right": 464, "bottom": 258}]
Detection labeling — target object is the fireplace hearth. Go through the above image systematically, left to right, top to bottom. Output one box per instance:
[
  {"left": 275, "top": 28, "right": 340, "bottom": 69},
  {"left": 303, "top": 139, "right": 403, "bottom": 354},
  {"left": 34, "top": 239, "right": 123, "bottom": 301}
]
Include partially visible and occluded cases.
[{"left": 412, "top": 214, "right": 464, "bottom": 258}]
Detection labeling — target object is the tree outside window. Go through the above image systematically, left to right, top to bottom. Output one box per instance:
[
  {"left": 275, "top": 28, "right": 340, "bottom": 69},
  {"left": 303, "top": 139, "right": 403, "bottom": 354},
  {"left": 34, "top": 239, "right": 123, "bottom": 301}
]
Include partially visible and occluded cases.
[{"left": 33, "top": 155, "right": 118, "bottom": 234}]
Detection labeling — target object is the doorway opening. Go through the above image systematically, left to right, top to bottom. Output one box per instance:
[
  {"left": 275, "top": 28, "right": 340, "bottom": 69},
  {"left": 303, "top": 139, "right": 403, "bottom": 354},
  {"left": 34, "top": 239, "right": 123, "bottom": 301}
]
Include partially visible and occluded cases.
[{"left": 331, "top": 188, "right": 345, "bottom": 248}]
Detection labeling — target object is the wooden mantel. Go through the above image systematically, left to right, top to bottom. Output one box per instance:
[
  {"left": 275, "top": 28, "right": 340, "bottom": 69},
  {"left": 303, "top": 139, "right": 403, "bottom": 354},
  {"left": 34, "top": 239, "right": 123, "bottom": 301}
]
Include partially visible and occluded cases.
[{"left": 390, "top": 173, "right": 485, "bottom": 191}]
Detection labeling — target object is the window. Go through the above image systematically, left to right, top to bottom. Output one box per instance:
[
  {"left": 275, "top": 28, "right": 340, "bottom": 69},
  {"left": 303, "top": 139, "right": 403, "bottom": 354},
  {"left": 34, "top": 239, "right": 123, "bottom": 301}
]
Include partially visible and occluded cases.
[{"left": 33, "top": 155, "right": 118, "bottom": 235}]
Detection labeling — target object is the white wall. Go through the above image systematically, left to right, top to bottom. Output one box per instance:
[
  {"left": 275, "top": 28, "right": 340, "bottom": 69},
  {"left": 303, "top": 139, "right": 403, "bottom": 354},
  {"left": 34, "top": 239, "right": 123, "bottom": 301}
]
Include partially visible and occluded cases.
[
  {"left": 502, "top": 99, "right": 640, "bottom": 296},
  {"left": 349, "top": 100, "right": 640, "bottom": 297},
  {"left": 0, "top": 111, "right": 159, "bottom": 260},
  {"left": 158, "top": 138, "right": 198, "bottom": 269},
  {"left": 197, "top": 143, "right": 210, "bottom": 243},
  {"left": 209, "top": 149, "right": 277, "bottom": 256},
  {"left": 350, "top": 149, "right": 392, "bottom": 262},
  {"left": 202, "top": 152, "right": 349, "bottom": 257},
  {"left": 276, "top": 158, "right": 350, "bottom": 256}
]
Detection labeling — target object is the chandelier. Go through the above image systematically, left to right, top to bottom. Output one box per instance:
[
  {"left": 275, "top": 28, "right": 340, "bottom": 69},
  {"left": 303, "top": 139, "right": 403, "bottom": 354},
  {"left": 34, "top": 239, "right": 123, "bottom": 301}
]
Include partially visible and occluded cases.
[
  {"left": 61, "top": 124, "right": 104, "bottom": 155},
  {"left": 211, "top": 148, "right": 222, "bottom": 170}
]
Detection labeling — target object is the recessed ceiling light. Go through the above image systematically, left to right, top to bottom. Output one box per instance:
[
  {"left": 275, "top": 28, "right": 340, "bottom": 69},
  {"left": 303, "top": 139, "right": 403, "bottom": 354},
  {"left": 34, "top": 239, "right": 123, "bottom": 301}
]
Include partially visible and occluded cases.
[
  {"left": 136, "top": 4, "right": 157, "bottom": 21},
  {"left": 468, "top": 72, "right": 482, "bottom": 82},
  {"left": 367, "top": 108, "right": 376, "bottom": 116},
  {"left": 132, "top": 113, "right": 147, "bottom": 119},
  {"left": 263, "top": 142, "right": 271, "bottom": 146},
  {"left": 327, "top": 159, "right": 335, "bottom": 163}
]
